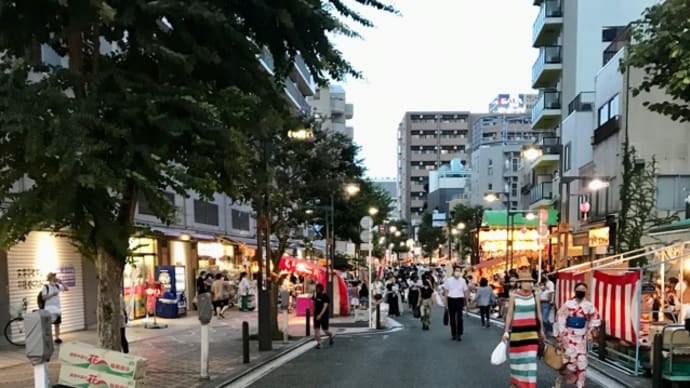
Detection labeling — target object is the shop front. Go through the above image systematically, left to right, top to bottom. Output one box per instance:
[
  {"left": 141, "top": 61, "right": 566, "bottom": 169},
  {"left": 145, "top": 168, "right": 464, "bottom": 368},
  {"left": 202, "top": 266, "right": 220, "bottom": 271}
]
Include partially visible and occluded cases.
[
  {"left": 6, "top": 231, "right": 87, "bottom": 334},
  {"left": 124, "top": 237, "right": 159, "bottom": 320}
]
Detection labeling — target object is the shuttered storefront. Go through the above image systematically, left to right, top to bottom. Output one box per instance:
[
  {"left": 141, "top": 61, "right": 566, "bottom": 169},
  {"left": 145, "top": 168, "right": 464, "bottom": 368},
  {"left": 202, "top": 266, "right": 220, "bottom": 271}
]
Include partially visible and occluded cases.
[{"left": 7, "top": 231, "right": 85, "bottom": 334}]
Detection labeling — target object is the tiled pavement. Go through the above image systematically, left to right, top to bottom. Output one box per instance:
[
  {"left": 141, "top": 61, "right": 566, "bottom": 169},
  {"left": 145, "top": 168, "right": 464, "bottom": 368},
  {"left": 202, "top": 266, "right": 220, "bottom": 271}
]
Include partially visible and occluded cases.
[{"left": 0, "top": 309, "right": 328, "bottom": 388}]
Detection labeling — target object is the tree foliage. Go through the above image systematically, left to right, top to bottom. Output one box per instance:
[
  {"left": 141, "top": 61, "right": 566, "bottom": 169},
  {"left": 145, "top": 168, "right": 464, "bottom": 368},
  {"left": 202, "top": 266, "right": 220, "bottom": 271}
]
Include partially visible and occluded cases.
[
  {"left": 0, "top": 0, "right": 395, "bottom": 349},
  {"left": 627, "top": 0, "right": 690, "bottom": 121},
  {"left": 451, "top": 204, "right": 485, "bottom": 265},
  {"left": 416, "top": 211, "right": 446, "bottom": 257}
]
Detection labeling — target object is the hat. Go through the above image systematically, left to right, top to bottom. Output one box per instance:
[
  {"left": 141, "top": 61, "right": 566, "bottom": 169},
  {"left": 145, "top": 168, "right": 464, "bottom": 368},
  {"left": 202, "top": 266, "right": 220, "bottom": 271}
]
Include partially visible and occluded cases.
[{"left": 517, "top": 269, "right": 534, "bottom": 283}]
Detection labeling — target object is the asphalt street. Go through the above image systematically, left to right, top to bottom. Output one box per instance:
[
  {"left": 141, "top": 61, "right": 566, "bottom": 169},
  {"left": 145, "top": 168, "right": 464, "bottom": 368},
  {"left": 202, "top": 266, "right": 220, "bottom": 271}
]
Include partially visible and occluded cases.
[{"left": 250, "top": 306, "right": 607, "bottom": 388}]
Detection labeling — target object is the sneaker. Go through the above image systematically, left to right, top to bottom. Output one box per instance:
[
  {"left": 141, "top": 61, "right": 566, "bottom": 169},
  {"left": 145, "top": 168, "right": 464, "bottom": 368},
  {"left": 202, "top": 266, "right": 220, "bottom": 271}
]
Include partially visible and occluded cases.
[
  {"left": 457, "top": 335, "right": 462, "bottom": 341},
  {"left": 329, "top": 336, "right": 334, "bottom": 346},
  {"left": 55, "top": 339, "right": 63, "bottom": 344},
  {"left": 315, "top": 344, "right": 321, "bottom": 349}
]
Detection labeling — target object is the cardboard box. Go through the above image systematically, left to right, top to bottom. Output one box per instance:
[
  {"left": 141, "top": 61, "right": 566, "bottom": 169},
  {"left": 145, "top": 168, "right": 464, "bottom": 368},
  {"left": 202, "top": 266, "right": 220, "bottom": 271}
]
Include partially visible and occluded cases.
[
  {"left": 59, "top": 342, "right": 146, "bottom": 379},
  {"left": 58, "top": 364, "right": 144, "bottom": 388}
]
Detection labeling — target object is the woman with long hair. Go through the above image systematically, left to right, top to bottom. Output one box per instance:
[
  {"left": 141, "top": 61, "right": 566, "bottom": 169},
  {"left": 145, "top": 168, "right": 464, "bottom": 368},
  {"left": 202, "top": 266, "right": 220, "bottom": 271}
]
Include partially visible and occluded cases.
[{"left": 553, "top": 282, "right": 601, "bottom": 388}]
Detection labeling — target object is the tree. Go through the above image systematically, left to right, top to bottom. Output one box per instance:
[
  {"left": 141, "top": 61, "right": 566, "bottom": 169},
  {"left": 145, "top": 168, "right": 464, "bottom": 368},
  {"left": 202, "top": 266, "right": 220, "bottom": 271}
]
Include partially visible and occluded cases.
[
  {"left": 0, "top": 0, "right": 396, "bottom": 350},
  {"left": 627, "top": 0, "right": 690, "bottom": 122},
  {"left": 451, "top": 204, "right": 485, "bottom": 265},
  {"left": 416, "top": 211, "right": 447, "bottom": 259}
]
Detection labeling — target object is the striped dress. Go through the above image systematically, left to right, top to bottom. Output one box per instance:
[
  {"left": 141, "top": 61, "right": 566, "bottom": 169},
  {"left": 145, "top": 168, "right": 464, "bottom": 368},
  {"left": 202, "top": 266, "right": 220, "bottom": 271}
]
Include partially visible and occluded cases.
[{"left": 509, "top": 292, "right": 539, "bottom": 388}]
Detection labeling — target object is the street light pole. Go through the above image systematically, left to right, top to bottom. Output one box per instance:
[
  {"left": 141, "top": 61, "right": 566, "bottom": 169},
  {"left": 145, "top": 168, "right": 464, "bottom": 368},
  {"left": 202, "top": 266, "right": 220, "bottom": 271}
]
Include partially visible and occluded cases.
[{"left": 328, "top": 194, "right": 335, "bottom": 318}]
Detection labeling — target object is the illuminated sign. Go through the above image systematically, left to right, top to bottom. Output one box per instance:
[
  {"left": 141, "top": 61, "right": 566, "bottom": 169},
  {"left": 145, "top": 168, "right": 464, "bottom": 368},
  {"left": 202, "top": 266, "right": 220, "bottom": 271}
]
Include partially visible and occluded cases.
[
  {"left": 588, "top": 227, "right": 610, "bottom": 247},
  {"left": 197, "top": 242, "right": 224, "bottom": 258}
]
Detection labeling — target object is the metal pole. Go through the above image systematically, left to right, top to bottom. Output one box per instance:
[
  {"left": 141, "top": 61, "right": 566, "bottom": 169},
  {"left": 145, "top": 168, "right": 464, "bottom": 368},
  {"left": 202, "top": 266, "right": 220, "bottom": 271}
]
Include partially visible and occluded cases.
[
  {"left": 258, "top": 138, "right": 273, "bottom": 351},
  {"left": 328, "top": 195, "right": 335, "bottom": 318},
  {"left": 505, "top": 197, "right": 510, "bottom": 273},
  {"left": 538, "top": 214, "right": 543, "bottom": 284},
  {"left": 368, "top": 223, "right": 373, "bottom": 329},
  {"left": 242, "top": 321, "right": 250, "bottom": 364},
  {"left": 200, "top": 324, "right": 209, "bottom": 379},
  {"left": 33, "top": 364, "right": 49, "bottom": 388}
]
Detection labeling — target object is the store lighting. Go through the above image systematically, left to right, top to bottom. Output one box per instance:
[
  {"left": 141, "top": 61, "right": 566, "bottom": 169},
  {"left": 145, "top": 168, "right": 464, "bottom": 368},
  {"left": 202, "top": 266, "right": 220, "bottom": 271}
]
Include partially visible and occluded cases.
[
  {"left": 287, "top": 128, "right": 315, "bottom": 141},
  {"left": 521, "top": 146, "right": 543, "bottom": 161},
  {"left": 588, "top": 178, "right": 610, "bottom": 191},
  {"left": 483, "top": 192, "right": 499, "bottom": 202},
  {"left": 524, "top": 213, "right": 537, "bottom": 221},
  {"left": 179, "top": 233, "right": 191, "bottom": 241}
]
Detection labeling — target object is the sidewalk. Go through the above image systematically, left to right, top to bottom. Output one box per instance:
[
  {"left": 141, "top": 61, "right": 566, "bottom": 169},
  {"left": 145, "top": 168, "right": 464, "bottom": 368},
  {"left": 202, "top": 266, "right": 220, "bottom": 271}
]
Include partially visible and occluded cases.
[{"left": 0, "top": 308, "right": 363, "bottom": 388}]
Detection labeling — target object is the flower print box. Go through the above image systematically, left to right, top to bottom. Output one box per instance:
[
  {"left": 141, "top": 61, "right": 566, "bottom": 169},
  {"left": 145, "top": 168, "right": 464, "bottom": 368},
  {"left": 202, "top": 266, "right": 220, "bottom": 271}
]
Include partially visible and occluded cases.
[
  {"left": 59, "top": 342, "right": 147, "bottom": 379},
  {"left": 59, "top": 364, "right": 144, "bottom": 388}
]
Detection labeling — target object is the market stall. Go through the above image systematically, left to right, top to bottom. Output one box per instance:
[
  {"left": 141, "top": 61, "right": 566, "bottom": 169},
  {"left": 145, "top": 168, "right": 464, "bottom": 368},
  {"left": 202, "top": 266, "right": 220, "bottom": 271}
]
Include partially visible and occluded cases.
[{"left": 279, "top": 256, "right": 349, "bottom": 317}]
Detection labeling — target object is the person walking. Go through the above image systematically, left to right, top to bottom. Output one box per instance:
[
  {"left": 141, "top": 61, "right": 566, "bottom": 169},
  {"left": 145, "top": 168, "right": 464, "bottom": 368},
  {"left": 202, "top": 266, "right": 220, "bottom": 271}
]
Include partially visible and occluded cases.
[
  {"left": 443, "top": 266, "right": 470, "bottom": 341},
  {"left": 502, "top": 269, "right": 544, "bottom": 388},
  {"left": 41, "top": 272, "right": 69, "bottom": 344},
  {"left": 238, "top": 272, "right": 252, "bottom": 312},
  {"left": 211, "top": 273, "right": 228, "bottom": 318},
  {"left": 418, "top": 273, "right": 435, "bottom": 330},
  {"left": 408, "top": 274, "right": 421, "bottom": 316},
  {"left": 539, "top": 275, "right": 555, "bottom": 335},
  {"left": 385, "top": 276, "right": 401, "bottom": 317},
  {"left": 474, "top": 277, "right": 495, "bottom": 328},
  {"left": 359, "top": 281, "right": 369, "bottom": 308},
  {"left": 553, "top": 282, "right": 601, "bottom": 388},
  {"left": 312, "top": 283, "right": 334, "bottom": 349}
]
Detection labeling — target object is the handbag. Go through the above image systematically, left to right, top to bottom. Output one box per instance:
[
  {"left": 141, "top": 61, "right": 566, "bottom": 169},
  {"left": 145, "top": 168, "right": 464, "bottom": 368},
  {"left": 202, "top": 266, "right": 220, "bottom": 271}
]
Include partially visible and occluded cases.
[
  {"left": 413, "top": 306, "right": 421, "bottom": 318},
  {"left": 443, "top": 309, "right": 449, "bottom": 326},
  {"left": 537, "top": 337, "right": 545, "bottom": 359},
  {"left": 543, "top": 343, "right": 565, "bottom": 370}
]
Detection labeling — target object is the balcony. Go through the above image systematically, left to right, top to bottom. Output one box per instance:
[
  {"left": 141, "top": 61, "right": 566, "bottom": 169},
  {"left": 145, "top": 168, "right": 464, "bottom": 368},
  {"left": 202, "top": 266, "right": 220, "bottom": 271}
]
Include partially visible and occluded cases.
[
  {"left": 533, "top": 0, "right": 563, "bottom": 47},
  {"left": 532, "top": 46, "right": 562, "bottom": 88},
  {"left": 290, "top": 54, "right": 315, "bottom": 96},
  {"left": 284, "top": 80, "right": 309, "bottom": 113},
  {"left": 531, "top": 90, "right": 561, "bottom": 130},
  {"left": 331, "top": 97, "right": 345, "bottom": 114},
  {"left": 592, "top": 116, "right": 620, "bottom": 145},
  {"left": 523, "top": 136, "right": 561, "bottom": 171},
  {"left": 529, "top": 182, "right": 554, "bottom": 208}
]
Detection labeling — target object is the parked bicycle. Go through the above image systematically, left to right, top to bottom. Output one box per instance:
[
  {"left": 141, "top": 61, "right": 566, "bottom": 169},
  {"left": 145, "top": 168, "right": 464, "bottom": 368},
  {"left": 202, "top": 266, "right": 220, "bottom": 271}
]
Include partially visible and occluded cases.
[{"left": 4, "top": 298, "right": 28, "bottom": 346}]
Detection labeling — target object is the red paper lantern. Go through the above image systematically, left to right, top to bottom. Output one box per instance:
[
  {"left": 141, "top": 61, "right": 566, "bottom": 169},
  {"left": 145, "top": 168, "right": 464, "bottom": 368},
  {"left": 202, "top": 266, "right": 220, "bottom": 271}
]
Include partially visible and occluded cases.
[{"left": 579, "top": 201, "right": 591, "bottom": 213}]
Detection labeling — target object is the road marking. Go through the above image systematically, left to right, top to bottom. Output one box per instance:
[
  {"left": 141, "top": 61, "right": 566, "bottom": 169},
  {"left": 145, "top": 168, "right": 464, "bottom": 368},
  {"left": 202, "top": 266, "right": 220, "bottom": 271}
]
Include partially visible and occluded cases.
[{"left": 222, "top": 341, "right": 315, "bottom": 388}]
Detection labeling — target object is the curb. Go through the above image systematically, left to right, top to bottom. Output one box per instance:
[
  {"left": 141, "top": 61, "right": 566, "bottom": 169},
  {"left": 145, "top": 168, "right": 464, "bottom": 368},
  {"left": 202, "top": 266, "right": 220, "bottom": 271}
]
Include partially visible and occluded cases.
[{"left": 201, "top": 336, "right": 312, "bottom": 388}]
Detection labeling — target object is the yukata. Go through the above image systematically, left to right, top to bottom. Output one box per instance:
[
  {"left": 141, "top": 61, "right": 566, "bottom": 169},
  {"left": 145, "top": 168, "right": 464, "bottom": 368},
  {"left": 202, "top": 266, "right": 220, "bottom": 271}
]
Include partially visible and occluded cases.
[{"left": 554, "top": 299, "right": 601, "bottom": 388}]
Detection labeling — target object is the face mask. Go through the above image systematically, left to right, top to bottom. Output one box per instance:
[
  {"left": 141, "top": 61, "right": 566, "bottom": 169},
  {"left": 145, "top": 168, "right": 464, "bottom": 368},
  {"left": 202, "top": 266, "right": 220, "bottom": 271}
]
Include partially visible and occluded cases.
[
  {"left": 454, "top": 272, "right": 461, "bottom": 277},
  {"left": 521, "top": 282, "right": 533, "bottom": 291},
  {"left": 575, "top": 290, "right": 586, "bottom": 299}
]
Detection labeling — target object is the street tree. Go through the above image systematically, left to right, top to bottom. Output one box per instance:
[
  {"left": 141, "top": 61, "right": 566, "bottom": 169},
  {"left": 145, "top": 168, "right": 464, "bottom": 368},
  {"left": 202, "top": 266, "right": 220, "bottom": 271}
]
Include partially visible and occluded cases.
[
  {"left": 0, "top": 0, "right": 396, "bottom": 349},
  {"left": 627, "top": 0, "right": 690, "bottom": 121},
  {"left": 451, "top": 204, "right": 485, "bottom": 264},
  {"left": 416, "top": 211, "right": 447, "bottom": 259}
]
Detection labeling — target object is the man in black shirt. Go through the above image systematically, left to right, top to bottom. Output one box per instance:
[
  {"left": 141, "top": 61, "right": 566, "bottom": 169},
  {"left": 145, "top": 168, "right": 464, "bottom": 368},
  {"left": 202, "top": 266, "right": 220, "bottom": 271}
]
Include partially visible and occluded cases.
[{"left": 312, "top": 283, "right": 334, "bottom": 349}]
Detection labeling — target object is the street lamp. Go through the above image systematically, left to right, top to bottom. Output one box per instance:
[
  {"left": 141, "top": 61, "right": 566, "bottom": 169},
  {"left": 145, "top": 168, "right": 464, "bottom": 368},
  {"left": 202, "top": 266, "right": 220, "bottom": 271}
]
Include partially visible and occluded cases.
[{"left": 521, "top": 145, "right": 543, "bottom": 161}]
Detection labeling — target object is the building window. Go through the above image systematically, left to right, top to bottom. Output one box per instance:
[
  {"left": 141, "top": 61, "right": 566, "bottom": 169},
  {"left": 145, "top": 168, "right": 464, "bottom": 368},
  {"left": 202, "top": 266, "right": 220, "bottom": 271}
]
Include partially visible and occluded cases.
[
  {"left": 598, "top": 94, "right": 619, "bottom": 126},
  {"left": 609, "top": 94, "right": 620, "bottom": 117},
  {"left": 598, "top": 104, "right": 609, "bottom": 126},
  {"left": 564, "top": 142, "right": 572, "bottom": 171},
  {"left": 488, "top": 159, "right": 493, "bottom": 166},
  {"left": 488, "top": 167, "right": 493, "bottom": 176},
  {"left": 657, "top": 175, "right": 690, "bottom": 210},
  {"left": 488, "top": 183, "right": 493, "bottom": 191},
  {"left": 138, "top": 192, "right": 175, "bottom": 216},
  {"left": 194, "top": 200, "right": 219, "bottom": 226},
  {"left": 231, "top": 209, "right": 251, "bottom": 231}
]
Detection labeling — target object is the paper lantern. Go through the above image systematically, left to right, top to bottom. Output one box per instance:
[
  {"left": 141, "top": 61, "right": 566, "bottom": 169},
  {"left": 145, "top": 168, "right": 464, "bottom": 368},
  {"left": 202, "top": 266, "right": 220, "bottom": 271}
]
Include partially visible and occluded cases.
[{"left": 580, "top": 201, "right": 591, "bottom": 213}]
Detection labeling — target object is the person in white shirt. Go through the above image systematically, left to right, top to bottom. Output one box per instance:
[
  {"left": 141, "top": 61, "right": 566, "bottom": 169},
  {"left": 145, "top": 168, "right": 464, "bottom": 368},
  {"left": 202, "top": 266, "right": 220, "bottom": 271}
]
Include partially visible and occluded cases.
[
  {"left": 443, "top": 267, "right": 470, "bottom": 341},
  {"left": 41, "top": 272, "right": 69, "bottom": 344},
  {"left": 539, "top": 275, "right": 555, "bottom": 335}
]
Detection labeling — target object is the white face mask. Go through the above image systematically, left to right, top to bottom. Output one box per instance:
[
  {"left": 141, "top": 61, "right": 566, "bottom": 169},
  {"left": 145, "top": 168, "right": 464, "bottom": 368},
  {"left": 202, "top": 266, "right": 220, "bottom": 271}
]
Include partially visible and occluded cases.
[{"left": 454, "top": 271, "right": 461, "bottom": 277}]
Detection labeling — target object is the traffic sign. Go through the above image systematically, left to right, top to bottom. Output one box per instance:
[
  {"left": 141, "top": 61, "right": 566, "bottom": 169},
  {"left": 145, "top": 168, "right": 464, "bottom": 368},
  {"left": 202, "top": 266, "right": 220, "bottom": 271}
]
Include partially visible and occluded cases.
[
  {"left": 360, "top": 216, "right": 373, "bottom": 229},
  {"left": 360, "top": 230, "right": 372, "bottom": 243}
]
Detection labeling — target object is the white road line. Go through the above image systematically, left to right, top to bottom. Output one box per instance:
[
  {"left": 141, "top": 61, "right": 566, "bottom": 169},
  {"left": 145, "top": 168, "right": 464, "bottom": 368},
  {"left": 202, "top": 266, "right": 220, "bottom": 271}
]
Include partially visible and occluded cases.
[{"left": 223, "top": 341, "right": 315, "bottom": 388}]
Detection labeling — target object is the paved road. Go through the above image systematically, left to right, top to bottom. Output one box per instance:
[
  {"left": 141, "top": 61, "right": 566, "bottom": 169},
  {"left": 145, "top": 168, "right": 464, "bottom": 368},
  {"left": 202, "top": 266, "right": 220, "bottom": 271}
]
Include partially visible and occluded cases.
[{"left": 250, "top": 307, "right": 606, "bottom": 388}]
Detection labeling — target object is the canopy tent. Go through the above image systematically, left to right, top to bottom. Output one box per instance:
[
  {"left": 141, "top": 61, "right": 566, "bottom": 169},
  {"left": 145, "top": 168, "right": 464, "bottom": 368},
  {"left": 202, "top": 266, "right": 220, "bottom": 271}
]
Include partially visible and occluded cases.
[
  {"left": 482, "top": 208, "right": 558, "bottom": 228},
  {"left": 279, "top": 256, "right": 349, "bottom": 316},
  {"left": 473, "top": 256, "right": 506, "bottom": 270}
]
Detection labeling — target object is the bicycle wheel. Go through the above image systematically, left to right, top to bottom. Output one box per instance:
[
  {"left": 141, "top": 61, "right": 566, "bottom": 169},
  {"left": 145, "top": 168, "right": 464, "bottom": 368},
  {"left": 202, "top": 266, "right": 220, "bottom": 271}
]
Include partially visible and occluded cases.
[{"left": 4, "top": 318, "right": 26, "bottom": 346}]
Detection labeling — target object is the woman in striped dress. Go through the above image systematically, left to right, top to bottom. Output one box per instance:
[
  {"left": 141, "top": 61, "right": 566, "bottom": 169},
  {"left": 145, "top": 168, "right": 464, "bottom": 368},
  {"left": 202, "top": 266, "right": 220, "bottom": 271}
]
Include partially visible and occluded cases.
[{"left": 502, "top": 270, "right": 544, "bottom": 388}]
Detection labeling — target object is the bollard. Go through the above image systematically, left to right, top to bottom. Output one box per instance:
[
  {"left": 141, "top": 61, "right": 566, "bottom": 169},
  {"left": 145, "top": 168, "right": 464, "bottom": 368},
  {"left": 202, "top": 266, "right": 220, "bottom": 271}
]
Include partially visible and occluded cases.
[
  {"left": 376, "top": 303, "right": 381, "bottom": 330},
  {"left": 283, "top": 309, "right": 289, "bottom": 344},
  {"left": 306, "top": 309, "right": 311, "bottom": 337},
  {"left": 597, "top": 319, "right": 606, "bottom": 361},
  {"left": 242, "top": 321, "right": 250, "bottom": 364},
  {"left": 652, "top": 333, "right": 663, "bottom": 388}
]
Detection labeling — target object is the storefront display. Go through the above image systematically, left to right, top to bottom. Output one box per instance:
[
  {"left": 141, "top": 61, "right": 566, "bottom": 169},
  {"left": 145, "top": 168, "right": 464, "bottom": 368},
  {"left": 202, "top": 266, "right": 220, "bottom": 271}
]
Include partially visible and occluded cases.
[
  {"left": 7, "top": 231, "right": 86, "bottom": 334},
  {"left": 125, "top": 238, "right": 158, "bottom": 320},
  {"left": 279, "top": 256, "right": 349, "bottom": 316},
  {"left": 155, "top": 265, "right": 187, "bottom": 318}
]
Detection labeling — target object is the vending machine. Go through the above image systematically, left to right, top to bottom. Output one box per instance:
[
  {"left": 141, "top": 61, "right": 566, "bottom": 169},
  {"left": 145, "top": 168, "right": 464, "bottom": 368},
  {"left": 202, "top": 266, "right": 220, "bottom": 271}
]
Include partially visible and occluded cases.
[{"left": 155, "top": 266, "right": 188, "bottom": 318}]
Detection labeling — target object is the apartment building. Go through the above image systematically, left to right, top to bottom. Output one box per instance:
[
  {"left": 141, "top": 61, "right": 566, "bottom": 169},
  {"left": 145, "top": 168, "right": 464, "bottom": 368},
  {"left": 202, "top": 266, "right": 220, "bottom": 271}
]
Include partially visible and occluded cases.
[
  {"left": 527, "top": 0, "right": 657, "bottom": 263},
  {"left": 307, "top": 85, "right": 354, "bottom": 138},
  {"left": 397, "top": 112, "right": 471, "bottom": 225},
  {"left": 469, "top": 113, "right": 539, "bottom": 210},
  {"left": 427, "top": 158, "right": 472, "bottom": 214},
  {"left": 372, "top": 178, "right": 401, "bottom": 220}
]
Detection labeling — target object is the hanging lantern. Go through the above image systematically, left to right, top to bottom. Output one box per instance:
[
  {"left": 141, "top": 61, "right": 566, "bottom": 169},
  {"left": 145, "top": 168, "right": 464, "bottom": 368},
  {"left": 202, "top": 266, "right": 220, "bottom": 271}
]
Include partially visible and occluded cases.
[
  {"left": 580, "top": 201, "right": 591, "bottom": 221},
  {"left": 539, "top": 209, "right": 549, "bottom": 222}
]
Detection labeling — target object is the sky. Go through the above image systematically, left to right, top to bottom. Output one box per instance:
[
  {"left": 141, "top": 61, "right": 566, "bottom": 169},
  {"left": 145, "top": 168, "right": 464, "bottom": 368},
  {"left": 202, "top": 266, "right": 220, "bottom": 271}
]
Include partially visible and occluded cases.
[{"left": 333, "top": 0, "right": 539, "bottom": 179}]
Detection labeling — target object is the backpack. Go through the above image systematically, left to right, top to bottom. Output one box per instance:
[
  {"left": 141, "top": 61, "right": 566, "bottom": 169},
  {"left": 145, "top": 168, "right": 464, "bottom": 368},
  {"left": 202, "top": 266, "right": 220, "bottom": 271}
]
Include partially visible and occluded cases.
[{"left": 37, "top": 285, "right": 48, "bottom": 309}]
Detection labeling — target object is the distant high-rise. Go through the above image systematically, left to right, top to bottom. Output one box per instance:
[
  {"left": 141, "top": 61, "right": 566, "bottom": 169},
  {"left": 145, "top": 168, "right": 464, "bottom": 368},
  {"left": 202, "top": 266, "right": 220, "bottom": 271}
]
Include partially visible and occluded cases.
[
  {"left": 308, "top": 85, "right": 354, "bottom": 138},
  {"left": 397, "top": 112, "right": 471, "bottom": 225},
  {"left": 372, "top": 178, "right": 401, "bottom": 220}
]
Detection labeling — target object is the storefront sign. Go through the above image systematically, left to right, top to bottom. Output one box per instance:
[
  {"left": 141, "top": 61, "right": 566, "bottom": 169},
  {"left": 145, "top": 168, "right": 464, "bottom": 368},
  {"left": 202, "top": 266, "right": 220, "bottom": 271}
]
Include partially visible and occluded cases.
[
  {"left": 588, "top": 227, "right": 610, "bottom": 247},
  {"left": 197, "top": 242, "right": 224, "bottom": 258},
  {"left": 55, "top": 266, "right": 77, "bottom": 287},
  {"left": 14, "top": 268, "right": 44, "bottom": 290}
]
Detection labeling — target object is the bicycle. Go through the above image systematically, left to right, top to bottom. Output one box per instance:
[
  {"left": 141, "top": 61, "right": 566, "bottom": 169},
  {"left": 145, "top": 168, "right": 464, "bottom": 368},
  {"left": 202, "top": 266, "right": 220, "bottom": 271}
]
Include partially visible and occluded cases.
[{"left": 4, "top": 298, "right": 28, "bottom": 346}]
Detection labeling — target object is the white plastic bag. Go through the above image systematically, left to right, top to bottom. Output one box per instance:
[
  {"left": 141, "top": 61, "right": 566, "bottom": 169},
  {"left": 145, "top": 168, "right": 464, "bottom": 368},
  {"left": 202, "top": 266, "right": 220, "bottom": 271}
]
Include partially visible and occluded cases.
[
  {"left": 435, "top": 292, "right": 444, "bottom": 307},
  {"left": 491, "top": 341, "right": 507, "bottom": 365}
]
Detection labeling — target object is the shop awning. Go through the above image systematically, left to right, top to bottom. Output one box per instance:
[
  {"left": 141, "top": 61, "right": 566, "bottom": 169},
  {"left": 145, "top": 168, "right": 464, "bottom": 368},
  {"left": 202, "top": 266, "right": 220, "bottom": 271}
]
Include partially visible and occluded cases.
[
  {"left": 482, "top": 209, "right": 558, "bottom": 228},
  {"left": 147, "top": 226, "right": 216, "bottom": 240},
  {"left": 473, "top": 257, "right": 507, "bottom": 270}
]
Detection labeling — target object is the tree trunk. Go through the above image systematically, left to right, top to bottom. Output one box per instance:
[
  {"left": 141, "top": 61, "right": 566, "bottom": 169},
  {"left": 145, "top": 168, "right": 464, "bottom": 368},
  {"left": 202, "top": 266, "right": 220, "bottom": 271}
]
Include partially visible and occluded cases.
[{"left": 96, "top": 249, "right": 125, "bottom": 350}]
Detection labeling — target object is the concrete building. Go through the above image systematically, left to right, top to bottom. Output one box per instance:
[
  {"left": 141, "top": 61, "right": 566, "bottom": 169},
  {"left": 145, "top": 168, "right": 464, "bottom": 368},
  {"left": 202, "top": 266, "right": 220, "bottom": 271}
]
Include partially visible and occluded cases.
[
  {"left": 527, "top": 0, "right": 658, "bottom": 264},
  {"left": 307, "top": 85, "right": 354, "bottom": 138},
  {"left": 397, "top": 112, "right": 471, "bottom": 225},
  {"left": 469, "top": 113, "right": 539, "bottom": 210},
  {"left": 427, "top": 159, "right": 472, "bottom": 214},
  {"left": 372, "top": 178, "right": 401, "bottom": 220}
]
